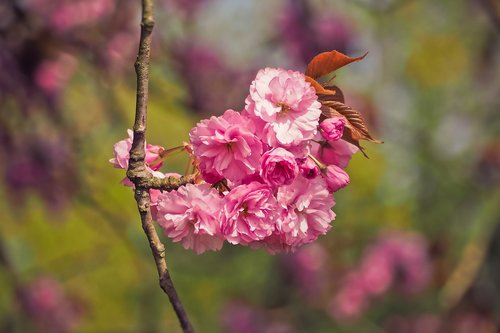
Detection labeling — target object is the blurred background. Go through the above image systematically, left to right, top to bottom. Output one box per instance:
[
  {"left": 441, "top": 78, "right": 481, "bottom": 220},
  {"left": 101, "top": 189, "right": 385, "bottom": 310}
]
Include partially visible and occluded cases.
[{"left": 1, "top": 0, "right": 500, "bottom": 332}]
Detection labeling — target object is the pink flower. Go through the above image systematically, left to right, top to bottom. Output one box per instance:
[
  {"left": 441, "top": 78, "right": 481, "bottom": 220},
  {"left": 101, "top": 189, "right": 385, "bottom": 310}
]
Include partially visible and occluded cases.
[
  {"left": 50, "top": 0, "right": 114, "bottom": 32},
  {"left": 34, "top": 53, "right": 78, "bottom": 95},
  {"left": 245, "top": 67, "right": 321, "bottom": 150},
  {"left": 189, "top": 110, "right": 263, "bottom": 183},
  {"left": 319, "top": 117, "right": 345, "bottom": 141},
  {"left": 110, "top": 129, "right": 164, "bottom": 171},
  {"left": 311, "top": 139, "right": 358, "bottom": 168},
  {"left": 260, "top": 148, "right": 299, "bottom": 187},
  {"left": 299, "top": 158, "right": 320, "bottom": 179},
  {"left": 323, "top": 164, "right": 350, "bottom": 192},
  {"left": 269, "top": 176, "right": 335, "bottom": 252},
  {"left": 222, "top": 182, "right": 279, "bottom": 245},
  {"left": 156, "top": 184, "right": 224, "bottom": 254},
  {"left": 330, "top": 231, "right": 431, "bottom": 322},
  {"left": 358, "top": 232, "right": 431, "bottom": 295},
  {"left": 281, "top": 243, "right": 328, "bottom": 300},
  {"left": 358, "top": 248, "right": 393, "bottom": 295},
  {"left": 328, "top": 272, "right": 369, "bottom": 321},
  {"left": 23, "top": 277, "right": 82, "bottom": 332},
  {"left": 221, "top": 301, "right": 266, "bottom": 333}
]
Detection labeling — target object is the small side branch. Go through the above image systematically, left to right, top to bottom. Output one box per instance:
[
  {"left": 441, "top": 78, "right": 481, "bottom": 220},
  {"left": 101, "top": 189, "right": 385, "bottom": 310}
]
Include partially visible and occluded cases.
[{"left": 126, "top": 0, "right": 195, "bottom": 332}]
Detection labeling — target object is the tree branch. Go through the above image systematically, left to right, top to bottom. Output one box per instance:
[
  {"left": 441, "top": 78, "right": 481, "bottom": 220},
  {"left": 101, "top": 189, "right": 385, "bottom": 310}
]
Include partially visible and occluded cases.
[{"left": 126, "top": 1, "right": 195, "bottom": 332}]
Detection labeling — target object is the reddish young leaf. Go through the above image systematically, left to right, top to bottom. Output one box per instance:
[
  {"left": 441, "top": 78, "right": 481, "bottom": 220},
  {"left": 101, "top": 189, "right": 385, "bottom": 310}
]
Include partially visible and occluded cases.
[
  {"left": 305, "top": 50, "right": 368, "bottom": 79},
  {"left": 304, "top": 76, "right": 336, "bottom": 95},
  {"left": 319, "top": 85, "right": 345, "bottom": 103},
  {"left": 321, "top": 100, "right": 382, "bottom": 156}
]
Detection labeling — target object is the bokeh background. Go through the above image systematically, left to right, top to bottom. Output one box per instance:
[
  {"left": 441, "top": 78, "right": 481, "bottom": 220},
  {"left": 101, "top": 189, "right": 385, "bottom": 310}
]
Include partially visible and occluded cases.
[{"left": 1, "top": 0, "right": 500, "bottom": 332}]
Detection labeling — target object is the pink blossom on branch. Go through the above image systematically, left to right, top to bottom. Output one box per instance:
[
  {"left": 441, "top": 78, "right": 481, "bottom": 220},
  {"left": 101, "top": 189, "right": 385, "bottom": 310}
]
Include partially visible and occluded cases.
[
  {"left": 110, "top": 49, "right": 380, "bottom": 255},
  {"left": 244, "top": 67, "right": 322, "bottom": 154},
  {"left": 189, "top": 110, "right": 263, "bottom": 183},
  {"left": 319, "top": 116, "right": 345, "bottom": 141},
  {"left": 110, "top": 129, "right": 164, "bottom": 171},
  {"left": 311, "top": 139, "right": 358, "bottom": 169},
  {"left": 259, "top": 148, "right": 299, "bottom": 187},
  {"left": 323, "top": 164, "right": 350, "bottom": 192},
  {"left": 266, "top": 175, "right": 335, "bottom": 252},
  {"left": 222, "top": 182, "right": 279, "bottom": 245},
  {"left": 155, "top": 184, "right": 224, "bottom": 254}
]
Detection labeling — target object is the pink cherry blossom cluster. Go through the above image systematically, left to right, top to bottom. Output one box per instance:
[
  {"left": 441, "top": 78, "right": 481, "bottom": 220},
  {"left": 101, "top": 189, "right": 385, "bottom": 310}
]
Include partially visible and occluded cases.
[{"left": 112, "top": 67, "right": 360, "bottom": 254}]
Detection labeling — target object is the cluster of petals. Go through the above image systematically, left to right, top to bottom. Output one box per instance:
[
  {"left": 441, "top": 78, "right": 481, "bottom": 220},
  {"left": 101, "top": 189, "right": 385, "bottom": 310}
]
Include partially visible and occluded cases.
[
  {"left": 112, "top": 66, "right": 361, "bottom": 254},
  {"left": 244, "top": 67, "right": 322, "bottom": 154},
  {"left": 189, "top": 110, "right": 262, "bottom": 183},
  {"left": 155, "top": 183, "right": 224, "bottom": 254}
]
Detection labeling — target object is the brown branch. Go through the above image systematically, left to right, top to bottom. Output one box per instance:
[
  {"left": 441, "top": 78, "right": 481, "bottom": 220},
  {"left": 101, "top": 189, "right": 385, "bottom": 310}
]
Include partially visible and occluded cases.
[
  {"left": 126, "top": 0, "right": 195, "bottom": 332},
  {"left": 128, "top": 173, "right": 195, "bottom": 191}
]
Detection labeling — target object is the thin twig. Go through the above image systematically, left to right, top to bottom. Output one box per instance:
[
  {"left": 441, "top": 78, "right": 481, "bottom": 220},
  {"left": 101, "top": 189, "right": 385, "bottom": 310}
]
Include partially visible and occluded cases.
[{"left": 126, "top": 0, "right": 195, "bottom": 332}]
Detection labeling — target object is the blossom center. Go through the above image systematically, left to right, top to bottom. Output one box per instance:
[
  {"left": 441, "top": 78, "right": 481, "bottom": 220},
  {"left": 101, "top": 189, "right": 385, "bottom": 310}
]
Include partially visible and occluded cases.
[
  {"left": 276, "top": 102, "right": 291, "bottom": 115},
  {"left": 241, "top": 203, "right": 249, "bottom": 215}
]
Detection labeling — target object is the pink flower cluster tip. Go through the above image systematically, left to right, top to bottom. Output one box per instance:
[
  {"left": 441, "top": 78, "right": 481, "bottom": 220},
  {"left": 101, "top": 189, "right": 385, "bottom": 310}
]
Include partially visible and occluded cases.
[
  {"left": 111, "top": 67, "right": 360, "bottom": 254},
  {"left": 156, "top": 68, "right": 359, "bottom": 254}
]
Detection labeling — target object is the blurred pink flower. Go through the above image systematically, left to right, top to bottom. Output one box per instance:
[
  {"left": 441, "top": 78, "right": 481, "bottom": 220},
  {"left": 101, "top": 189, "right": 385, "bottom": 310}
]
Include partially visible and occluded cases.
[
  {"left": 50, "top": 0, "right": 115, "bottom": 32},
  {"left": 161, "top": 0, "right": 207, "bottom": 16},
  {"left": 105, "top": 31, "right": 138, "bottom": 72},
  {"left": 34, "top": 53, "right": 78, "bottom": 95},
  {"left": 245, "top": 67, "right": 321, "bottom": 152},
  {"left": 190, "top": 109, "right": 263, "bottom": 183},
  {"left": 319, "top": 117, "right": 345, "bottom": 141},
  {"left": 5, "top": 134, "right": 76, "bottom": 210},
  {"left": 260, "top": 148, "right": 299, "bottom": 187},
  {"left": 323, "top": 164, "right": 350, "bottom": 192},
  {"left": 222, "top": 182, "right": 279, "bottom": 245},
  {"left": 156, "top": 183, "right": 224, "bottom": 254},
  {"left": 330, "top": 231, "right": 432, "bottom": 322},
  {"left": 359, "top": 232, "right": 431, "bottom": 295},
  {"left": 282, "top": 243, "right": 328, "bottom": 301},
  {"left": 358, "top": 248, "right": 393, "bottom": 295},
  {"left": 329, "top": 272, "right": 369, "bottom": 321},
  {"left": 22, "top": 277, "right": 82, "bottom": 333},
  {"left": 221, "top": 301, "right": 297, "bottom": 333},
  {"left": 221, "top": 301, "right": 266, "bottom": 333}
]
